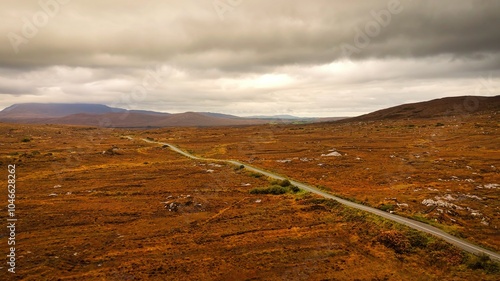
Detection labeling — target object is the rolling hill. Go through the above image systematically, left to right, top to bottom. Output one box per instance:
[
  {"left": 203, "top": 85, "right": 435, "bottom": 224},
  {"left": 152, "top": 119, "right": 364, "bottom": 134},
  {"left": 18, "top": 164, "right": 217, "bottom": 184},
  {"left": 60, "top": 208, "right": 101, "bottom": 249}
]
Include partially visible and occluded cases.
[
  {"left": 346, "top": 96, "right": 500, "bottom": 122},
  {"left": 0, "top": 103, "right": 126, "bottom": 119}
]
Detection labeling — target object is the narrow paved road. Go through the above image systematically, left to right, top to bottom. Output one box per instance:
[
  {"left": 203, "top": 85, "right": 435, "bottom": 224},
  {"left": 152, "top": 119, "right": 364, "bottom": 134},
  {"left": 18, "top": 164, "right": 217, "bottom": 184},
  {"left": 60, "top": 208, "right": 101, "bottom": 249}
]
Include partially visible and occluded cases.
[{"left": 137, "top": 137, "right": 500, "bottom": 262}]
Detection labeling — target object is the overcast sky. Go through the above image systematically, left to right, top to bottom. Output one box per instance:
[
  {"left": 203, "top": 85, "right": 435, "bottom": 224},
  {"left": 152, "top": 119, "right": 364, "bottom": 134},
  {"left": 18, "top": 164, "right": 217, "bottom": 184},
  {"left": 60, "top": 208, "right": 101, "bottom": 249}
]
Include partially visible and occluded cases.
[{"left": 0, "top": 0, "right": 499, "bottom": 117}]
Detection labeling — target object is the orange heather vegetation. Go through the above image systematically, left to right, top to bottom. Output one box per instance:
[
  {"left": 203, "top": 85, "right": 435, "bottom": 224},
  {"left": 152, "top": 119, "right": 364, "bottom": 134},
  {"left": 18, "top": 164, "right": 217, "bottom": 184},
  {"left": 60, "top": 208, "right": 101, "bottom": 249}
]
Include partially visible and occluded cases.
[{"left": 0, "top": 115, "right": 498, "bottom": 280}]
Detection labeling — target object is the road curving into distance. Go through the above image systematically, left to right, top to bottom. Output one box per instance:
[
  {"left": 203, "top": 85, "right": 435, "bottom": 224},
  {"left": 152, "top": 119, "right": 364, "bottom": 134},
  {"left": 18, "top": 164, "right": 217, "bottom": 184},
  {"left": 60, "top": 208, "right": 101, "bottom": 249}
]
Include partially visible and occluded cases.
[{"left": 136, "top": 137, "right": 500, "bottom": 262}]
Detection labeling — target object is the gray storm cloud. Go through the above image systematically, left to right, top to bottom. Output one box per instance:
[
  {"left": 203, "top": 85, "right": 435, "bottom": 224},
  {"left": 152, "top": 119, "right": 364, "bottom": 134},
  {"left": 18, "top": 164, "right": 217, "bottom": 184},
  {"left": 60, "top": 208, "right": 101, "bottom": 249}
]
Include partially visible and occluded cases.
[{"left": 0, "top": 0, "right": 498, "bottom": 116}]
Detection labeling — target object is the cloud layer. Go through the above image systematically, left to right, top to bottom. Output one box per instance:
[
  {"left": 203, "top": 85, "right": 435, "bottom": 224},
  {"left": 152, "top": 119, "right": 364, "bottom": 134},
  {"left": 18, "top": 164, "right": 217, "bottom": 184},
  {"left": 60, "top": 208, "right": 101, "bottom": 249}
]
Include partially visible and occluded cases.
[{"left": 0, "top": 0, "right": 498, "bottom": 116}]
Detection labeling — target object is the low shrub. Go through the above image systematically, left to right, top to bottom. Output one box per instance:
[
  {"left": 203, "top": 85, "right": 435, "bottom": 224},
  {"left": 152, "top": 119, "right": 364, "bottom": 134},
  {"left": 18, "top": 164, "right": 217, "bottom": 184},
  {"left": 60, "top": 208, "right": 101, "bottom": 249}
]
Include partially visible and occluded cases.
[
  {"left": 234, "top": 165, "right": 245, "bottom": 171},
  {"left": 248, "top": 172, "right": 262, "bottom": 178},
  {"left": 279, "top": 179, "right": 291, "bottom": 187},
  {"left": 250, "top": 184, "right": 301, "bottom": 195},
  {"left": 250, "top": 185, "right": 288, "bottom": 195},
  {"left": 289, "top": 185, "right": 300, "bottom": 193},
  {"left": 379, "top": 204, "right": 395, "bottom": 212},
  {"left": 406, "top": 229, "right": 430, "bottom": 249},
  {"left": 376, "top": 230, "right": 411, "bottom": 254},
  {"left": 466, "top": 254, "right": 499, "bottom": 274}
]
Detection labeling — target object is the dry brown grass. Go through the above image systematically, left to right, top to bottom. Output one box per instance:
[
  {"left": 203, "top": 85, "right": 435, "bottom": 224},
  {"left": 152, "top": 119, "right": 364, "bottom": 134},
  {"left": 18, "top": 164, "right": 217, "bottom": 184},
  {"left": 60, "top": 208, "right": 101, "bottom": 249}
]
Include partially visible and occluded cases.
[
  {"left": 146, "top": 113, "right": 500, "bottom": 252},
  {"left": 0, "top": 121, "right": 498, "bottom": 280}
]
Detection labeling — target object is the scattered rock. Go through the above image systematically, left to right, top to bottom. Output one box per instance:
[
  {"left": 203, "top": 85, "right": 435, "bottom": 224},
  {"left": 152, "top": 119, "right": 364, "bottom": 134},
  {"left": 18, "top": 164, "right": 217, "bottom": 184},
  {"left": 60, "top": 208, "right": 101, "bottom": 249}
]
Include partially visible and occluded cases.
[
  {"left": 102, "top": 147, "right": 120, "bottom": 155},
  {"left": 321, "top": 151, "right": 342, "bottom": 157},
  {"left": 477, "top": 183, "right": 499, "bottom": 189},
  {"left": 463, "top": 194, "right": 482, "bottom": 200},
  {"left": 421, "top": 199, "right": 463, "bottom": 210},
  {"left": 168, "top": 202, "right": 178, "bottom": 212}
]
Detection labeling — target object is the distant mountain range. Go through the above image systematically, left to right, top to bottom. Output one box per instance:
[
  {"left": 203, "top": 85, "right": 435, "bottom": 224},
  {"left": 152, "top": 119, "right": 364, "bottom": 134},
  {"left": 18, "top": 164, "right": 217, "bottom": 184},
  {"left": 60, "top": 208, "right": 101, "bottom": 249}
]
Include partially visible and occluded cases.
[
  {"left": 0, "top": 96, "right": 497, "bottom": 127},
  {"left": 0, "top": 103, "right": 339, "bottom": 128}
]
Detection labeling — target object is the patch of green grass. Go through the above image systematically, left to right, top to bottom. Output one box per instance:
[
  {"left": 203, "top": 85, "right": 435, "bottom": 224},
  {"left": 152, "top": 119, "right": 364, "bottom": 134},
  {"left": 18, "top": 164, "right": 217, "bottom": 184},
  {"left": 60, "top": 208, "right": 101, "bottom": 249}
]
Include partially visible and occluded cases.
[
  {"left": 248, "top": 172, "right": 263, "bottom": 178},
  {"left": 269, "top": 178, "right": 292, "bottom": 187},
  {"left": 250, "top": 183, "right": 301, "bottom": 195},
  {"left": 250, "top": 185, "right": 287, "bottom": 195},
  {"left": 378, "top": 204, "right": 395, "bottom": 212},
  {"left": 406, "top": 229, "right": 430, "bottom": 249},
  {"left": 465, "top": 254, "right": 499, "bottom": 274}
]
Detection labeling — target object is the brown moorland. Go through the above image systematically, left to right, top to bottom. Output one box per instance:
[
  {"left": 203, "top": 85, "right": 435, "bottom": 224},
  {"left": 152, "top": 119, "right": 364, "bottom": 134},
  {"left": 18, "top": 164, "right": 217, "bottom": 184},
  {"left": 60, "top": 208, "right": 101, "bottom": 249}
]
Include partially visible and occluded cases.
[
  {"left": 0, "top": 95, "right": 500, "bottom": 280},
  {"left": 141, "top": 100, "right": 500, "bottom": 254},
  {"left": 0, "top": 119, "right": 499, "bottom": 280}
]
